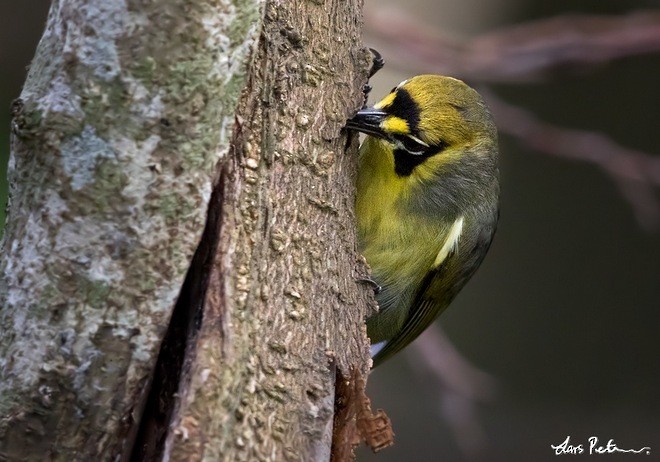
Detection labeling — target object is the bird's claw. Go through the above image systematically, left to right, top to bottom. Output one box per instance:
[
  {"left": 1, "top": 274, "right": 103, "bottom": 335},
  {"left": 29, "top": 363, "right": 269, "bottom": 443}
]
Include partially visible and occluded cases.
[
  {"left": 361, "top": 48, "right": 385, "bottom": 107},
  {"left": 368, "top": 48, "right": 385, "bottom": 78},
  {"left": 358, "top": 277, "right": 382, "bottom": 295}
]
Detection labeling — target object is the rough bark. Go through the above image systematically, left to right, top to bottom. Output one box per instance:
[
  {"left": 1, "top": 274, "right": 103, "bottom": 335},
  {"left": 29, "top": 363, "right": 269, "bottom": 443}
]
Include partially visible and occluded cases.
[
  {"left": 0, "top": 0, "right": 261, "bottom": 459},
  {"left": 1, "top": 0, "right": 374, "bottom": 460},
  {"left": 136, "top": 1, "right": 375, "bottom": 460}
]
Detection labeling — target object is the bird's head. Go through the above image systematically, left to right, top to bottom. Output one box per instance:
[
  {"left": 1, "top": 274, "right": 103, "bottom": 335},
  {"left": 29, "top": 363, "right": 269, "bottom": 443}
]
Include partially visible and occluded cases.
[{"left": 347, "top": 75, "right": 497, "bottom": 177}]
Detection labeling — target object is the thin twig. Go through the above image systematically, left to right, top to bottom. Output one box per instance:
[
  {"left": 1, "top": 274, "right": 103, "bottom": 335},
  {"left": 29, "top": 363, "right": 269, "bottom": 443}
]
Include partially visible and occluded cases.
[
  {"left": 365, "top": 7, "right": 660, "bottom": 83},
  {"left": 482, "top": 89, "right": 660, "bottom": 229},
  {"left": 408, "top": 326, "right": 497, "bottom": 459}
]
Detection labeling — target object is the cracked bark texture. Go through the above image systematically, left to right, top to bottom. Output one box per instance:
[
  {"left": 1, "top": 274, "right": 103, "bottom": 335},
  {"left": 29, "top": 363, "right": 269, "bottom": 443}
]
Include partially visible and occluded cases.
[
  {"left": 1, "top": 0, "right": 373, "bottom": 460},
  {"left": 1, "top": 0, "right": 260, "bottom": 459},
  {"left": 158, "top": 1, "right": 376, "bottom": 460}
]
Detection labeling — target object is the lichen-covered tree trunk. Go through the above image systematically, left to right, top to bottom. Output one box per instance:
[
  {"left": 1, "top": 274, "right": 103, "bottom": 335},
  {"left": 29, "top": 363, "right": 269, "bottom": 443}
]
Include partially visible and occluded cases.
[
  {"left": 0, "top": 0, "right": 372, "bottom": 460},
  {"left": 132, "top": 1, "right": 374, "bottom": 460}
]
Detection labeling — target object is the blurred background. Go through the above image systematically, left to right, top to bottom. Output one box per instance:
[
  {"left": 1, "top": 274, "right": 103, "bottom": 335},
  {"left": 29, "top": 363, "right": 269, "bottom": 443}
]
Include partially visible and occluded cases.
[{"left": 1, "top": 1, "right": 659, "bottom": 461}]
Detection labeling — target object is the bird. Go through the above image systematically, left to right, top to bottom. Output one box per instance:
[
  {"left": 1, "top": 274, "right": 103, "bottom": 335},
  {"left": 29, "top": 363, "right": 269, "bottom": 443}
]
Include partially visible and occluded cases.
[{"left": 346, "top": 74, "right": 499, "bottom": 367}]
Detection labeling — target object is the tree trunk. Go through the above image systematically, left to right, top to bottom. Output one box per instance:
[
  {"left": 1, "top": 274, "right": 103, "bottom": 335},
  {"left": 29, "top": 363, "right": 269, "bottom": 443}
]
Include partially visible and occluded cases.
[
  {"left": 0, "top": 0, "right": 372, "bottom": 460},
  {"left": 150, "top": 1, "right": 374, "bottom": 459}
]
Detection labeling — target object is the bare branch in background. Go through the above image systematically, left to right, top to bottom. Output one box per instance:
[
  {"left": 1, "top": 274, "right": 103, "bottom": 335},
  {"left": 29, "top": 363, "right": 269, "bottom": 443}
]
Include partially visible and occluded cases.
[
  {"left": 365, "top": 7, "right": 660, "bottom": 83},
  {"left": 482, "top": 89, "right": 660, "bottom": 229},
  {"left": 407, "top": 326, "right": 498, "bottom": 460}
]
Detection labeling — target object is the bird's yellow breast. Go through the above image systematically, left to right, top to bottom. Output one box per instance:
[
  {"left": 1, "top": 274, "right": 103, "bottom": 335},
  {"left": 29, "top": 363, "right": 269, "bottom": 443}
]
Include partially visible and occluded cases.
[
  {"left": 356, "top": 137, "right": 450, "bottom": 319},
  {"left": 356, "top": 137, "right": 408, "bottom": 235}
]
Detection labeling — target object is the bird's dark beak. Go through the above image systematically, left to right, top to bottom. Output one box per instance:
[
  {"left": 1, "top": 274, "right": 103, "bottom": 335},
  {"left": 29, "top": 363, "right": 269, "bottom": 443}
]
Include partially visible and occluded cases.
[{"left": 345, "top": 108, "right": 389, "bottom": 140}]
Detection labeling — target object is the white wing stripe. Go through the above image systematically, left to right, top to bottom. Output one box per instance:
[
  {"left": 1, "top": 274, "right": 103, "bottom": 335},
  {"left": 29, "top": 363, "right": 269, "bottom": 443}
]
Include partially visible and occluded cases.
[{"left": 433, "top": 216, "right": 464, "bottom": 268}]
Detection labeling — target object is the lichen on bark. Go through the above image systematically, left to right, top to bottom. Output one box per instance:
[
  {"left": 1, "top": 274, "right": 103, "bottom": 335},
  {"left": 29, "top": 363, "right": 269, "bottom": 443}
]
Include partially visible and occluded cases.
[
  {"left": 0, "top": 0, "right": 261, "bottom": 459},
  {"left": 1, "top": 0, "right": 376, "bottom": 460},
  {"left": 161, "top": 1, "right": 377, "bottom": 460}
]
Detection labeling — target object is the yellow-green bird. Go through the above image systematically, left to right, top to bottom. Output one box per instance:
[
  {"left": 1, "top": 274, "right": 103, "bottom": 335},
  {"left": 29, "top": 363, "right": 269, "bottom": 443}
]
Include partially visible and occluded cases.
[{"left": 347, "top": 75, "right": 499, "bottom": 367}]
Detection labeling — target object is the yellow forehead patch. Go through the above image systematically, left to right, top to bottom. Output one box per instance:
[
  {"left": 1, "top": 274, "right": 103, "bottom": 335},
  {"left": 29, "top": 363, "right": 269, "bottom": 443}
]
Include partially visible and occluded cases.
[
  {"left": 374, "top": 92, "right": 396, "bottom": 109},
  {"left": 381, "top": 116, "right": 409, "bottom": 135}
]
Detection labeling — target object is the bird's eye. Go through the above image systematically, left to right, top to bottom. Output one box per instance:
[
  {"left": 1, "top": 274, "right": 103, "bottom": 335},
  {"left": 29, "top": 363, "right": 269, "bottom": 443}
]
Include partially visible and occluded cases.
[{"left": 393, "top": 135, "right": 428, "bottom": 155}]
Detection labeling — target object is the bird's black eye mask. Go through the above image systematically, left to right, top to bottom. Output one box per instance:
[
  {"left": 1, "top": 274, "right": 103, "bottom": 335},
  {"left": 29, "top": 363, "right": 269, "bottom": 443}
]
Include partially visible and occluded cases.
[
  {"left": 346, "top": 86, "right": 446, "bottom": 175},
  {"left": 387, "top": 89, "right": 420, "bottom": 134},
  {"left": 387, "top": 89, "right": 447, "bottom": 161},
  {"left": 392, "top": 135, "right": 427, "bottom": 155},
  {"left": 392, "top": 138, "right": 447, "bottom": 177}
]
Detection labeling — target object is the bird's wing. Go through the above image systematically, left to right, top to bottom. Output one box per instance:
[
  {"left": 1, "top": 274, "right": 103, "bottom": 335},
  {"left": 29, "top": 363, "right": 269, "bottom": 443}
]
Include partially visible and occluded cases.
[
  {"left": 370, "top": 213, "right": 497, "bottom": 367},
  {"left": 371, "top": 267, "right": 448, "bottom": 367}
]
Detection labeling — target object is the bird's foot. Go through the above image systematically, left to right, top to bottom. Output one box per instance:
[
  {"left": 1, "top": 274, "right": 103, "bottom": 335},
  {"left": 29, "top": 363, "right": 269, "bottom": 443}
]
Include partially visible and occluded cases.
[{"left": 357, "top": 277, "right": 382, "bottom": 295}]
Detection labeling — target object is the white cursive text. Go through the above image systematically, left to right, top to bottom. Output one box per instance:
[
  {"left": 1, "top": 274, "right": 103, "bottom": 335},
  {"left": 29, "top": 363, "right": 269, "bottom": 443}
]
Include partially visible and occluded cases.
[{"left": 551, "top": 436, "right": 651, "bottom": 456}]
